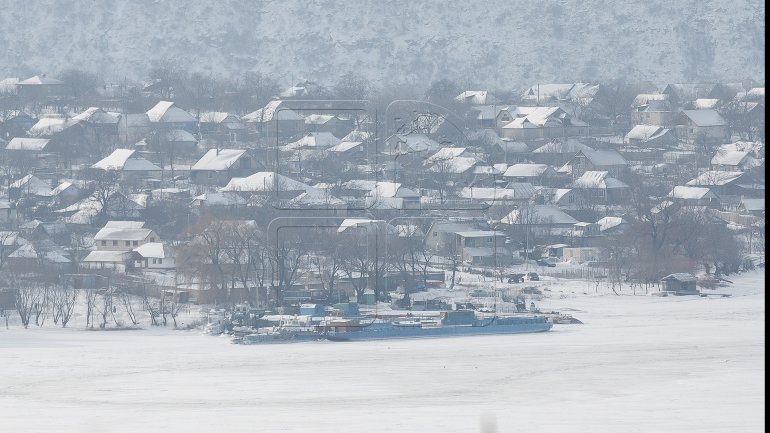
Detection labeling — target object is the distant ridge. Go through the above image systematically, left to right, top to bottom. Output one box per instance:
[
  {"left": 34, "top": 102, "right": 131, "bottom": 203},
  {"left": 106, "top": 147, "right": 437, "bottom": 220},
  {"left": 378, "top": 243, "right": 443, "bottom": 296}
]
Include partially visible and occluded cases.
[{"left": 0, "top": 0, "right": 763, "bottom": 88}]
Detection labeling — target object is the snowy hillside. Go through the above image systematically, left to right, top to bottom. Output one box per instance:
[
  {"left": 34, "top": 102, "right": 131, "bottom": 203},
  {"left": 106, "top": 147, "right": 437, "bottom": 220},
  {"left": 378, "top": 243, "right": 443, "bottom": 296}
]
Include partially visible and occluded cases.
[{"left": 0, "top": 0, "right": 764, "bottom": 88}]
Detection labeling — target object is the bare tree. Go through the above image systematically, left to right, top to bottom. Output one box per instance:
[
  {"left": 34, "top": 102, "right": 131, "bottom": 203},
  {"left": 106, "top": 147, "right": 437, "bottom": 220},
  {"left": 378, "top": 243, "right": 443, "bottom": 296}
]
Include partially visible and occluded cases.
[{"left": 15, "top": 282, "right": 42, "bottom": 328}]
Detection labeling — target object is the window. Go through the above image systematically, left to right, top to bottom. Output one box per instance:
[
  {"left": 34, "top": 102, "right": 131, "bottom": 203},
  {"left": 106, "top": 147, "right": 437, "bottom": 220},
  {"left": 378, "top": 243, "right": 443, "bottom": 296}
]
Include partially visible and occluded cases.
[
  {"left": 150, "top": 237, "right": 155, "bottom": 242},
  {"left": 101, "top": 240, "right": 106, "bottom": 246},
  {"left": 112, "top": 241, "right": 118, "bottom": 246},
  {"left": 125, "top": 241, "right": 131, "bottom": 246},
  {"left": 133, "top": 241, "right": 138, "bottom": 246},
  {"left": 152, "top": 258, "right": 157, "bottom": 264},
  {"left": 158, "top": 259, "right": 163, "bottom": 265}
]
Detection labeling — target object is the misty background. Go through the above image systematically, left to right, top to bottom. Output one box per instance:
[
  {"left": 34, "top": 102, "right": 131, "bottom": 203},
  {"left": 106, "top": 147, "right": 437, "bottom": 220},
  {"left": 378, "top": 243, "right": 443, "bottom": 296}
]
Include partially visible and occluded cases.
[{"left": 0, "top": 0, "right": 764, "bottom": 89}]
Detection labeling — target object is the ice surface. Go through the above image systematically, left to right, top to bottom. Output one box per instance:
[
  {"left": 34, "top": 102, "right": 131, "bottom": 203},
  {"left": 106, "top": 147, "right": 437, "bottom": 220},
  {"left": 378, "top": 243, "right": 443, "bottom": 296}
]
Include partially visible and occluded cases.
[{"left": 0, "top": 270, "right": 764, "bottom": 433}]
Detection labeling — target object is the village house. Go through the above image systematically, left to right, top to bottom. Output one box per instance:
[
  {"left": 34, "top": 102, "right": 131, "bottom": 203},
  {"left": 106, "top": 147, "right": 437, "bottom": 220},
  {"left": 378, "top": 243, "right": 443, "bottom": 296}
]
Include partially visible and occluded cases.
[
  {"left": 16, "top": 75, "right": 67, "bottom": 101},
  {"left": 455, "top": 90, "right": 501, "bottom": 105},
  {"left": 242, "top": 100, "right": 305, "bottom": 140},
  {"left": 145, "top": 101, "right": 197, "bottom": 132},
  {"left": 500, "top": 106, "right": 589, "bottom": 141},
  {"left": 676, "top": 110, "right": 729, "bottom": 143},
  {"left": 198, "top": 111, "right": 247, "bottom": 142},
  {"left": 303, "top": 114, "right": 355, "bottom": 138},
  {"left": 624, "top": 125, "right": 676, "bottom": 147},
  {"left": 529, "top": 138, "right": 592, "bottom": 166},
  {"left": 710, "top": 143, "right": 763, "bottom": 172},
  {"left": 91, "top": 148, "right": 162, "bottom": 181},
  {"left": 564, "top": 148, "right": 627, "bottom": 178},
  {"left": 190, "top": 149, "right": 259, "bottom": 186},
  {"left": 502, "top": 163, "right": 561, "bottom": 186},
  {"left": 685, "top": 170, "right": 756, "bottom": 199},
  {"left": 220, "top": 171, "right": 312, "bottom": 200},
  {"left": 570, "top": 171, "right": 630, "bottom": 205},
  {"left": 364, "top": 181, "right": 421, "bottom": 210},
  {"left": 666, "top": 186, "right": 720, "bottom": 207},
  {"left": 93, "top": 221, "right": 159, "bottom": 251},
  {"left": 454, "top": 230, "right": 509, "bottom": 265},
  {"left": 133, "top": 242, "right": 175, "bottom": 270}
]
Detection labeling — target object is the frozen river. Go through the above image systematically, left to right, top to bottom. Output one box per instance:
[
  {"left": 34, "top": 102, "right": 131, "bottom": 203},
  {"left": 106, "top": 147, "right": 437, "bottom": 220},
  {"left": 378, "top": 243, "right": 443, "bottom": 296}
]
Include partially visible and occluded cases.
[{"left": 0, "top": 270, "right": 764, "bottom": 433}]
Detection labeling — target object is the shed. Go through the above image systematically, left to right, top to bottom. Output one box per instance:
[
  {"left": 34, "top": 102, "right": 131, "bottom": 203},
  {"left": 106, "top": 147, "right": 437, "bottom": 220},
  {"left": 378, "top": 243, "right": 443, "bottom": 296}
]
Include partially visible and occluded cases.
[{"left": 660, "top": 273, "right": 699, "bottom": 295}]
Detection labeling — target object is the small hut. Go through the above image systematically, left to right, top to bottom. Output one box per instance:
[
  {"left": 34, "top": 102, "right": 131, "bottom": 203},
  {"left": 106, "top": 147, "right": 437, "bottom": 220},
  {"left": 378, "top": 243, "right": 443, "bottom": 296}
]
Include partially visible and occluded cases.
[{"left": 660, "top": 273, "right": 699, "bottom": 295}]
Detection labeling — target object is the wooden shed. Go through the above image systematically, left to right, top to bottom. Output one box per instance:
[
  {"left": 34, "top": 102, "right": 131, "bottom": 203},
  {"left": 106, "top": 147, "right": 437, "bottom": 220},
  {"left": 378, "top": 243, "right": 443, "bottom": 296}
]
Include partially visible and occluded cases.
[{"left": 660, "top": 273, "right": 699, "bottom": 295}]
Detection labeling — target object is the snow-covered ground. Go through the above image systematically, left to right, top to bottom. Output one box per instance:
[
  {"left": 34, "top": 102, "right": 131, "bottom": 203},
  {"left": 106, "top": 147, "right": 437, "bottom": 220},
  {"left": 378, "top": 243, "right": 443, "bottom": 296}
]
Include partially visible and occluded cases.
[{"left": 0, "top": 270, "right": 764, "bottom": 433}]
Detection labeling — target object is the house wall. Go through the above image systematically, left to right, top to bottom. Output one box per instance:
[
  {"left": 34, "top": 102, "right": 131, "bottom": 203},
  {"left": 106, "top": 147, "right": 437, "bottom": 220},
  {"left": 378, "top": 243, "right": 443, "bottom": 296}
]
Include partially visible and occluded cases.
[
  {"left": 95, "top": 231, "right": 158, "bottom": 251},
  {"left": 562, "top": 247, "right": 601, "bottom": 263},
  {"left": 136, "top": 257, "right": 175, "bottom": 270}
]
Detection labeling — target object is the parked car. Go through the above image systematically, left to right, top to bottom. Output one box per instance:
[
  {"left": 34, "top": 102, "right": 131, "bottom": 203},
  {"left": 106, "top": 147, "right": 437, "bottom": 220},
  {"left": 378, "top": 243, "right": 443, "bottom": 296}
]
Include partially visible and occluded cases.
[
  {"left": 537, "top": 258, "right": 556, "bottom": 267},
  {"left": 526, "top": 272, "right": 540, "bottom": 281},
  {"left": 506, "top": 273, "right": 526, "bottom": 283}
]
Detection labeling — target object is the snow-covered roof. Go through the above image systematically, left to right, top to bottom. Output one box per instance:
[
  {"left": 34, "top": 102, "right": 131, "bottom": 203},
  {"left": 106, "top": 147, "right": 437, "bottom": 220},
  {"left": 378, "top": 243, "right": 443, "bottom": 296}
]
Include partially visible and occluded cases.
[
  {"left": 19, "top": 75, "right": 63, "bottom": 85},
  {"left": 521, "top": 83, "right": 593, "bottom": 102},
  {"left": 455, "top": 90, "right": 500, "bottom": 105},
  {"left": 631, "top": 93, "right": 669, "bottom": 108},
  {"left": 692, "top": 98, "right": 720, "bottom": 109},
  {"left": 242, "top": 100, "right": 304, "bottom": 122},
  {"left": 146, "top": 101, "right": 196, "bottom": 123},
  {"left": 72, "top": 107, "right": 119, "bottom": 124},
  {"left": 502, "top": 107, "right": 562, "bottom": 128},
  {"left": 682, "top": 109, "right": 727, "bottom": 127},
  {"left": 199, "top": 111, "right": 238, "bottom": 124},
  {"left": 304, "top": 114, "right": 336, "bottom": 125},
  {"left": 28, "top": 117, "right": 79, "bottom": 136},
  {"left": 625, "top": 125, "right": 669, "bottom": 141},
  {"left": 165, "top": 129, "right": 197, "bottom": 142},
  {"left": 342, "top": 129, "right": 372, "bottom": 142},
  {"left": 285, "top": 132, "right": 340, "bottom": 150},
  {"left": 389, "top": 134, "right": 440, "bottom": 153},
  {"left": 6, "top": 137, "right": 50, "bottom": 151},
  {"left": 532, "top": 139, "right": 591, "bottom": 154},
  {"left": 327, "top": 141, "right": 362, "bottom": 153},
  {"left": 425, "top": 147, "right": 468, "bottom": 164},
  {"left": 578, "top": 148, "right": 627, "bottom": 166},
  {"left": 92, "top": 149, "right": 161, "bottom": 172},
  {"left": 191, "top": 149, "right": 247, "bottom": 171},
  {"left": 711, "top": 149, "right": 755, "bottom": 167},
  {"left": 427, "top": 156, "right": 478, "bottom": 174},
  {"left": 503, "top": 164, "right": 552, "bottom": 177},
  {"left": 571, "top": 171, "right": 628, "bottom": 189},
  {"left": 686, "top": 171, "right": 745, "bottom": 187},
  {"left": 221, "top": 172, "right": 311, "bottom": 193},
  {"left": 10, "top": 174, "right": 51, "bottom": 196},
  {"left": 50, "top": 181, "right": 77, "bottom": 196},
  {"left": 366, "top": 181, "right": 419, "bottom": 198},
  {"left": 458, "top": 185, "right": 534, "bottom": 201},
  {"left": 667, "top": 186, "right": 716, "bottom": 200},
  {"left": 287, "top": 188, "right": 346, "bottom": 207},
  {"left": 191, "top": 192, "right": 249, "bottom": 207},
  {"left": 740, "top": 198, "right": 764, "bottom": 212},
  {"left": 501, "top": 205, "right": 579, "bottom": 225},
  {"left": 596, "top": 216, "right": 626, "bottom": 232},
  {"left": 337, "top": 218, "right": 395, "bottom": 234},
  {"left": 105, "top": 221, "right": 145, "bottom": 228},
  {"left": 94, "top": 227, "right": 154, "bottom": 241},
  {"left": 133, "top": 242, "right": 172, "bottom": 259},
  {"left": 9, "top": 244, "right": 70, "bottom": 263},
  {"left": 82, "top": 250, "right": 133, "bottom": 263},
  {"left": 661, "top": 273, "right": 696, "bottom": 282}
]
